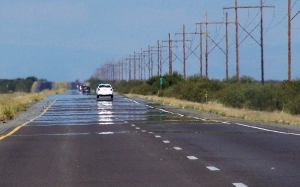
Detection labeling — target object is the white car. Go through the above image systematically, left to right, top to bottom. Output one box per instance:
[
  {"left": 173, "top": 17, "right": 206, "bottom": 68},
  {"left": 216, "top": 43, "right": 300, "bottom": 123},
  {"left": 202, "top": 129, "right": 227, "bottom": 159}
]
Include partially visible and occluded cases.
[{"left": 96, "top": 84, "right": 113, "bottom": 100}]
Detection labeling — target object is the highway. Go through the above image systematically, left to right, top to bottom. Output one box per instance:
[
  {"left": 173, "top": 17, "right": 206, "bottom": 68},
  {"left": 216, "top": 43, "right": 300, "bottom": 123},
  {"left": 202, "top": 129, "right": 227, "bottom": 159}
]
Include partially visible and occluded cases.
[{"left": 1, "top": 91, "right": 300, "bottom": 186}]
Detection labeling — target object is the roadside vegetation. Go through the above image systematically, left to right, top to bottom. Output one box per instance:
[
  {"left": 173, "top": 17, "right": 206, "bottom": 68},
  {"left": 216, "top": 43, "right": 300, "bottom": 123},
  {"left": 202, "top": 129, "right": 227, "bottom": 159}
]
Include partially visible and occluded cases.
[
  {"left": 88, "top": 72, "right": 300, "bottom": 125},
  {"left": 0, "top": 77, "right": 39, "bottom": 93},
  {"left": 0, "top": 78, "right": 67, "bottom": 121}
]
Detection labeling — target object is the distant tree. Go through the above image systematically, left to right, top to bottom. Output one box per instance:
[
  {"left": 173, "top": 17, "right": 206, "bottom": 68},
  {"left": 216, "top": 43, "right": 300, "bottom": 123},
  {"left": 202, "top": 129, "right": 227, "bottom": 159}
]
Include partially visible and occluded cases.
[{"left": 26, "top": 76, "right": 38, "bottom": 82}]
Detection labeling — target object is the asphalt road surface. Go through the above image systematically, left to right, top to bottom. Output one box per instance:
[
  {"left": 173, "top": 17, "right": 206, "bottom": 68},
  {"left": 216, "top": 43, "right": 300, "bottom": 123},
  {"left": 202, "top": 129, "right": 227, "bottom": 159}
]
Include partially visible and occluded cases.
[{"left": 1, "top": 91, "right": 300, "bottom": 187}]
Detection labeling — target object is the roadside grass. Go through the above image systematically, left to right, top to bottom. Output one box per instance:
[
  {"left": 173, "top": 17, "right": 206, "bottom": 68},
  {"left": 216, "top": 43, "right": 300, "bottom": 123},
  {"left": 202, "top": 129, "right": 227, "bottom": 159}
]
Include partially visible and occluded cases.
[
  {"left": 0, "top": 89, "right": 64, "bottom": 121},
  {"left": 125, "top": 94, "right": 300, "bottom": 126}
]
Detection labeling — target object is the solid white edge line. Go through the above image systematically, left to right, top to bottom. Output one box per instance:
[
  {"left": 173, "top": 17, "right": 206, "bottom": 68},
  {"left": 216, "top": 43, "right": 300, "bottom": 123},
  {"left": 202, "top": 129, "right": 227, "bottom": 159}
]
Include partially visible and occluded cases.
[
  {"left": 159, "top": 109, "right": 174, "bottom": 114},
  {"left": 236, "top": 123, "right": 300, "bottom": 136}
]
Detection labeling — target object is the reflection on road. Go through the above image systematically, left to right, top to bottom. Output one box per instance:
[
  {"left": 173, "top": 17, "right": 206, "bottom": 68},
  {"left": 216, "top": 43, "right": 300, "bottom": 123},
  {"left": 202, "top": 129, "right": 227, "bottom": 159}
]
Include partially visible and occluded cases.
[{"left": 97, "top": 101, "right": 114, "bottom": 125}]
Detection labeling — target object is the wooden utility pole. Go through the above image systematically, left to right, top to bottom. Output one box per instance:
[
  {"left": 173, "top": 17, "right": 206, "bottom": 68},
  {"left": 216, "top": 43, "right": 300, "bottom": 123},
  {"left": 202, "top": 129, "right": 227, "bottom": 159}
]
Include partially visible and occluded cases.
[
  {"left": 224, "top": 0, "right": 274, "bottom": 83},
  {"left": 224, "top": 0, "right": 239, "bottom": 81},
  {"left": 288, "top": 0, "right": 291, "bottom": 81},
  {"left": 288, "top": 1, "right": 300, "bottom": 81},
  {"left": 196, "top": 13, "right": 234, "bottom": 79},
  {"left": 225, "top": 13, "right": 230, "bottom": 80},
  {"left": 200, "top": 24, "right": 203, "bottom": 77},
  {"left": 175, "top": 25, "right": 191, "bottom": 79},
  {"left": 175, "top": 25, "right": 187, "bottom": 79},
  {"left": 162, "top": 33, "right": 179, "bottom": 75},
  {"left": 168, "top": 33, "right": 172, "bottom": 74},
  {"left": 157, "top": 40, "right": 160, "bottom": 76},
  {"left": 151, "top": 41, "right": 167, "bottom": 76},
  {"left": 151, "top": 41, "right": 161, "bottom": 76},
  {"left": 143, "top": 46, "right": 152, "bottom": 79},
  {"left": 140, "top": 48, "right": 147, "bottom": 80},
  {"left": 150, "top": 48, "right": 155, "bottom": 77},
  {"left": 134, "top": 51, "right": 141, "bottom": 80},
  {"left": 126, "top": 54, "right": 140, "bottom": 80},
  {"left": 125, "top": 55, "right": 132, "bottom": 80}
]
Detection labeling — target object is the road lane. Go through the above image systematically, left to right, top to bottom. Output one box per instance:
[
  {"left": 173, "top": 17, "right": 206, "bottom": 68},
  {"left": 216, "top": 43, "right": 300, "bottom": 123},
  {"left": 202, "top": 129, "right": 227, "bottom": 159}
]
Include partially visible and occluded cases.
[{"left": 1, "top": 92, "right": 300, "bottom": 186}]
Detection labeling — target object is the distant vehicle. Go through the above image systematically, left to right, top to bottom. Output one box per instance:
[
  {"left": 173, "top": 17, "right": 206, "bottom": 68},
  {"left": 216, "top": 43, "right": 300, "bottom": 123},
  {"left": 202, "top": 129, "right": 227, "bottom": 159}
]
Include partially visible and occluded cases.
[
  {"left": 96, "top": 84, "right": 113, "bottom": 100},
  {"left": 78, "top": 85, "right": 85, "bottom": 92},
  {"left": 82, "top": 86, "right": 90, "bottom": 94}
]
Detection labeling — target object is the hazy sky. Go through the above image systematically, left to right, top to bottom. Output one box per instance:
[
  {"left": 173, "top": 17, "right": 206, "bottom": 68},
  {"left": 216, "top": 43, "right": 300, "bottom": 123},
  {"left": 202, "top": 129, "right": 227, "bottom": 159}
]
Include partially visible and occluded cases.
[{"left": 0, "top": 0, "right": 299, "bottom": 82}]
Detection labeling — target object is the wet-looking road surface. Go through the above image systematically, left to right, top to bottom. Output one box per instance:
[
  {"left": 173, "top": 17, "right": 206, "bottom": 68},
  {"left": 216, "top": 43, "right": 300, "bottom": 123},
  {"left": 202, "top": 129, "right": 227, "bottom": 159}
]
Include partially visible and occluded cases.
[{"left": 1, "top": 91, "right": 300, "bottom": 187}]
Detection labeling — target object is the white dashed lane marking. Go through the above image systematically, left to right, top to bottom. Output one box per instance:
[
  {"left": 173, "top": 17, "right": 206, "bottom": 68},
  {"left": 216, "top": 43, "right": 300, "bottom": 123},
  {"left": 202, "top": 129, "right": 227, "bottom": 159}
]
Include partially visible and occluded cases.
[
  {"left": 125, "top": 98, "right": 253, "bottom": 187},
  {"left": 146, "top": 105, "right": 154, "bottom": 109},
  {"left": 135, "top": 127, "right": 140, "bottom": 130},
  {"left": 187, "top": 156, "right": 198, "bottom": 160},
  {"left": 206, "top": 166, "right": 220, "bottom": 171},
  {"left": 233, "top": 183, "right": 248, "bottom": 187}
]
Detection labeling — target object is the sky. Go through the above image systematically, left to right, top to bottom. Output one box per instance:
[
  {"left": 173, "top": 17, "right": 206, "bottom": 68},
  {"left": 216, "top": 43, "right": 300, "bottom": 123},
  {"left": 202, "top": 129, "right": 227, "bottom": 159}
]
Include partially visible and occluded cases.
[{"left": 0, "top": 0, "right": 299, "bottom": 82}]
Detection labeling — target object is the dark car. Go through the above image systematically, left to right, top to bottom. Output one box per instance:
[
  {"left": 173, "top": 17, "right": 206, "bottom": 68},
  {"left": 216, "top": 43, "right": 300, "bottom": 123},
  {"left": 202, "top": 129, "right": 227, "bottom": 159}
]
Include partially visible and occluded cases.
[{"left": 82, "top": 86, "right": 91, "bottom": 94}]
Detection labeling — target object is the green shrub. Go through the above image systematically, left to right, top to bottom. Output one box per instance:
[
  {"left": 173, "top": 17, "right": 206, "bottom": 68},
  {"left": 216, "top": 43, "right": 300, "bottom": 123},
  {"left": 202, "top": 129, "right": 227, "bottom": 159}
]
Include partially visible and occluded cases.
[{"left": 218, "top": 84, "right": 245, "bottom": 108}]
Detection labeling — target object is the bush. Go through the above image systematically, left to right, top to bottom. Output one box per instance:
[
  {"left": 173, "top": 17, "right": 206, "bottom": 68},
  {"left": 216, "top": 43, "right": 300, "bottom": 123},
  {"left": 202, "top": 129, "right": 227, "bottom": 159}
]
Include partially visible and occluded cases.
[{"left": 218, "top": 85, "right": 245, "bottom": 108}]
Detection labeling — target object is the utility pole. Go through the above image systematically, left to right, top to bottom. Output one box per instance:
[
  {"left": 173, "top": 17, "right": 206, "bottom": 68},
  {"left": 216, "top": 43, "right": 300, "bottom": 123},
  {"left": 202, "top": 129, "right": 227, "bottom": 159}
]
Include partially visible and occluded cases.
[
  {"left": 224, "top": 0, "right": 274, "bottom": 83},
  {"left": 287, "top": 0, "right": 300, "bottom": 81},
  {"left": 288, "top": 0, "right": 291, "bottom": 81},
  {"left": 197, "top": 13, "right": 234, "bottom": 79},
  {"left": 200, "top": 24, "right": 204, "bottom": 77},
  {"left": 175, "top": 25, "right": 191, "bottom": 79},
  {"left": 162, "top": 33, "right": 179, "bottom": 75},
  {"left": 157, "top": 40, "right": 160, "bottom": 76},
  {"left": 151, "top": 41, "right": 167, "bottom": 76},
  {"left": 151, "top": 41, "right": 160, "bottom": 76},
  {"left": 143, "top": 45, "right": 152, "bottom": 79},
  {"left": 150, "top": 47, "right": 155, "bottom": 77},
  {"left": 139, "top": 48, "right": 147, "bottom": 80},
  {"left": 142, "top": 50, "right": 147, "bottom": 80},
  {"left": 134, "top": 51, "right": 141, "bottom": 80},
  {"left": 126, "top": 54, "right": 140, "bottom": 80},
  {"left": 125, "top": 55, "right": 132, "bottom": 80},
  {"left": 120, "top": 58, "right": 127, "bottom": 81}
]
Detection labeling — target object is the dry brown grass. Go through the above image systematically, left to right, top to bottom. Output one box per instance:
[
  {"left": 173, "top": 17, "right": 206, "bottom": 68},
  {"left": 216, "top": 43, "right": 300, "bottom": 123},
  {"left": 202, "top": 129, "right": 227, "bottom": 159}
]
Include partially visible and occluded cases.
[
  {"left": 0, "top": 89, "right": 64, "bottom": 121},
  {"left": 125, "top": 94, "right": 300, "bottom": 126}
]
